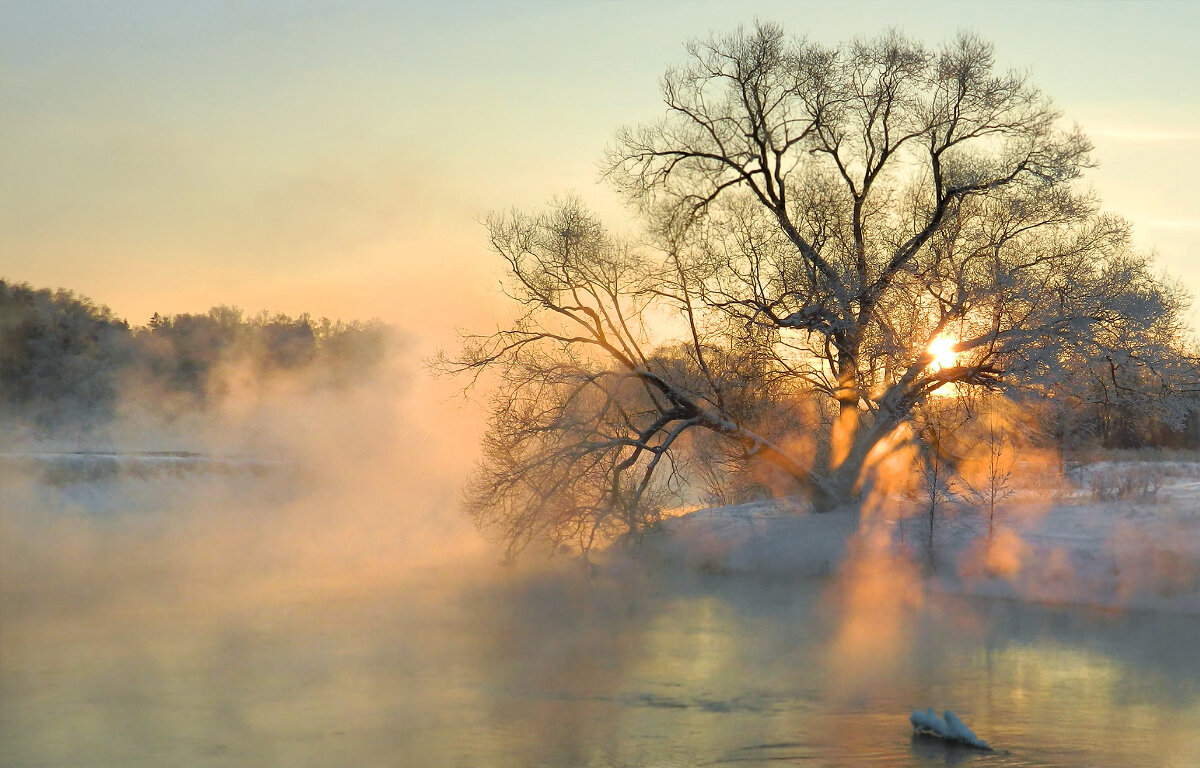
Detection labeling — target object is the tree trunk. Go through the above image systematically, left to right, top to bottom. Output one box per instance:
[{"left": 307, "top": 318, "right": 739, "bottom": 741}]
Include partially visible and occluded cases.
[
  {"left": 828, "top": 362, "right": 860, "bottom": 474},
  {"left": 811, "top": 411, "right": 901, "bottom": 512},
  {"left": 812, "top": 437, "right": 873, "bottom": 511},
  {"left": 812, "top": 465, "right": 860, "bottom": 512}
]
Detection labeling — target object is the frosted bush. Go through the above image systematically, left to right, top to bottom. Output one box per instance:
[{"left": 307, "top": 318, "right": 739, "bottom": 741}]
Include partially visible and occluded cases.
[{"left": 1089, "top": 465, "right": 1165, "bottom": 501}]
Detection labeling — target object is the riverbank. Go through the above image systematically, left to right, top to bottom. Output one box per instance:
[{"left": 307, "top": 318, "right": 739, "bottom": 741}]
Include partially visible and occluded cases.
[{"left": 637, "top": 460, "right": 1200, "bottom": 614}]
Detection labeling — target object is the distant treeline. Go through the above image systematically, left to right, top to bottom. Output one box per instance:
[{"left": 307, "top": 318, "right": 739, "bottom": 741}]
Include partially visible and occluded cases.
[
  {"left": 0, "top": 279, "right": 392, "bottom": 433},
  {"left": 1, "top": 279, "right": 1195, "bottom": 449}
]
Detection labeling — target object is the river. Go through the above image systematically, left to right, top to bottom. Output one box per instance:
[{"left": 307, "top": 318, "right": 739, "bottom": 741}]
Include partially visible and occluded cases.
[
  {"left": 3, "top": 455, "right": 1200, "bottom": 767},
  {"left": 4, "top": 548, "right": 1200, "bottom": 767}
]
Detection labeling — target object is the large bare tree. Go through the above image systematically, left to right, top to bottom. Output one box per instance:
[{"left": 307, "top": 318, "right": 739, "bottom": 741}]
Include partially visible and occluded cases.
[{"left": 444, "top": 24, "right": 1194, "bottom": 557}]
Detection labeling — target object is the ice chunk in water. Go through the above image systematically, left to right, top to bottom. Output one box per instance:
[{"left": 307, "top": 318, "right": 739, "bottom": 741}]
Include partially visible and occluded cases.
[{"left": 910, "top": 707, "right": 991, "bottom": 750}]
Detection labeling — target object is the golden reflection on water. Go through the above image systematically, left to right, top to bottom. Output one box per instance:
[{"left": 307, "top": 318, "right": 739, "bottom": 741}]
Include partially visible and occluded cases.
[
  {"left": 4, "top": 489, "right": 1200, "bottom": 766},
  {"left": 6, "top": 568, "right": 1200, "bottom": 767}
]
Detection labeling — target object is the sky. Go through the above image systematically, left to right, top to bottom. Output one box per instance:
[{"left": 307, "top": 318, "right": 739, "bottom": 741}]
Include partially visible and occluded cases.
[{"left": 3, "top": 0, "right": 1199, "bottom": 346}]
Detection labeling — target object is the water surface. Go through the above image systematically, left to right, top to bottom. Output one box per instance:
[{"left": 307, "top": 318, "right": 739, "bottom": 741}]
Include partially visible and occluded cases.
[{"left": 3, "top": 480, "right": 1199, "bottom": 767}]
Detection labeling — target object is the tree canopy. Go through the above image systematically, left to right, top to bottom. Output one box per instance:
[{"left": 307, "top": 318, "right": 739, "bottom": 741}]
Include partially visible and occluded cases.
[{"left": 446, "top": 24, "right": 1198, "bottom": 557}]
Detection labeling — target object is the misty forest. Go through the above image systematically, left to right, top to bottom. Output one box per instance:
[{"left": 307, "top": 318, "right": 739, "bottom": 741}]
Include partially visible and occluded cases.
[
  {"left": 5, "top": 18, "right": 1200, "bottom": 768},
  {"left": 0, "top": 279, "right": 391, "bottom": 434}
]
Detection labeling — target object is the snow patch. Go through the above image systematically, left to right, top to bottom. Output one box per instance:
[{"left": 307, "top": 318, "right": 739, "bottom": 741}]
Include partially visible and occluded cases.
[
  {"left": 643, "top": 462, "right": 1200, "bottom": 613},
  {"left": 647, "top": 497, "right": 856, "bottom": 577},
  {"left": 910, "top": 708, "right": 991, "bottom": 750}
]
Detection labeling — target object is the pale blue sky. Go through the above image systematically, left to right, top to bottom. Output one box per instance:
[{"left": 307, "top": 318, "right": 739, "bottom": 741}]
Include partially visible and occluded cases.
[{"left": 3, "top": 0, "right": 1198, "bottom": 337}]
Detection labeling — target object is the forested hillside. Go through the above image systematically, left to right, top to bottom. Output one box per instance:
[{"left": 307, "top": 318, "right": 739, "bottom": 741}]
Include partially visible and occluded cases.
[{"left": 0, "top": 280, "right": 391, "bottom": 435}]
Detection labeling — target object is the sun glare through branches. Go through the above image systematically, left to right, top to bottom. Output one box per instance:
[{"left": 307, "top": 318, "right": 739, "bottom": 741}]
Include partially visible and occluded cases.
[{"left": 928, "top": 335, "right": 959, "bottom": 371}]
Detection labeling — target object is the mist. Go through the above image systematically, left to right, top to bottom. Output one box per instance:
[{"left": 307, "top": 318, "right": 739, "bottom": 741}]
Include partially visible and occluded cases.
[
  {"left": 5, "top": 2, "right": 1200, "bottom": 763},
  {"left": 0, "top": 328, "right": 489, "bottom": 750},
  {"left": 3, "top": 363, "right": 1200, "bottom": 766}
]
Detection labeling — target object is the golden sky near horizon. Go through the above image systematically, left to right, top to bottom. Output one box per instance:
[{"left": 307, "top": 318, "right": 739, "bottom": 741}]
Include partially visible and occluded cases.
[{"left": 4, "top": 0, "right": 1199, "bottom": 350}]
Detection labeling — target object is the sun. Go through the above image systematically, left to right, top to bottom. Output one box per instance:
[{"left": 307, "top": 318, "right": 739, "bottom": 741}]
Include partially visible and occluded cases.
[{"left": 928, "top": 335, "right": 958, "bottom": 370}]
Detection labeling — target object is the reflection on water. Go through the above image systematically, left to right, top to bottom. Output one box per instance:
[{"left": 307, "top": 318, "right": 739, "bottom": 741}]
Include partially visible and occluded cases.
[{"left": 3, "top": 506, "right": 1200, "bottom": 766}]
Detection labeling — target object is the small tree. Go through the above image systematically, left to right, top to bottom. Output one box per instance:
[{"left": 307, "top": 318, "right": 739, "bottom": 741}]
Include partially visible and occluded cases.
[
  {"left": 910, "top": 401, "right": 968, "bottom": 571},
  {"left": 963, "top": 408, "right": 1017, "bottom": 541},
  {"left": 916, "top": 444, "right": 954, "bottom": 572}
]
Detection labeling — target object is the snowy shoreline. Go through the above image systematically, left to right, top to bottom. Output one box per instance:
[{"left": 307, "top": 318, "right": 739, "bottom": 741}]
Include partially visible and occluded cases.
[{"left": 636, "top": 460, "right": 1200, "bottom": 615}]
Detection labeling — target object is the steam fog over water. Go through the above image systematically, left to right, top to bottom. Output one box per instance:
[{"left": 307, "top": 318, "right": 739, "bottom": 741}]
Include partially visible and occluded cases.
[
  {"left": 6, "top": 1, "right": 1200, "bottom": 763},
  {"left": 3, "top": 357, "right": 1200, "bottom": 767}
]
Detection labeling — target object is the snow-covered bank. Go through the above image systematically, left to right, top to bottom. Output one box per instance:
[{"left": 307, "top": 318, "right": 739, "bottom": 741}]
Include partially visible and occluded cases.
[
  {"left": 639, "top": 461, "right": 1200, "bottom": 614},
  {"left": 926, "top": 494, "right": 1200, "bottom": 614},
  {"left": 642, "top": 498, "right": 856, "bottom": 578}
]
